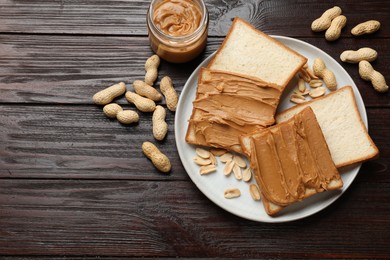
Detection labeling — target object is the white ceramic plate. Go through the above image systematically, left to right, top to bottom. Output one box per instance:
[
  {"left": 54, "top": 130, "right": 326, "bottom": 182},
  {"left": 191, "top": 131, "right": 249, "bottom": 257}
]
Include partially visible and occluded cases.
[{"left": 174, "top": 36, "right": 365, "bottom": 223}]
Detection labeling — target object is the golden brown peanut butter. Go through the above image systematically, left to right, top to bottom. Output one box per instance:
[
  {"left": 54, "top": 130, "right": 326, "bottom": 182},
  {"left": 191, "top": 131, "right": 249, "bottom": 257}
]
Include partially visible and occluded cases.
[
  {"left": 153, "top": 0, "right": 202, "bottom": 37},
  {"left": 186, "top": 68, "right": 282, "bottom": 153},
  {"left": 247, "top": 107, "right": 341, "bottom": 206}
]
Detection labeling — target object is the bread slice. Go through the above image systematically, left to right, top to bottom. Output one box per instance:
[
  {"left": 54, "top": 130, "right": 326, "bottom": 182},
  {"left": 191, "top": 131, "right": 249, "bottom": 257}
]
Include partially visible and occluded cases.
[
  {"left": 208, "top": 17, "right": 307, "bottom": 88},
  {"left": 186, "top": 68, "right": 282, "bottom": 153},
  {"left": 276, "top": 86, "right": 379, "bottom": 168},
  {"left": 240, "top": 107, "right": 343, "bottom": 216}
]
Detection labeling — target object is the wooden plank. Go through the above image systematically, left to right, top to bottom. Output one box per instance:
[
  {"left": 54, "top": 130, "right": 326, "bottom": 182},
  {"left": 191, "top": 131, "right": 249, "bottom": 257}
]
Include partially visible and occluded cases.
[
  {"left": 0, "top": 0, "right": 389, "bottom": 37},
  {"left": 0, "top": 35, "right": 389, "bottom": 107},
  {"left": 0, "top": 104, "right": 186, "bottom": 180},
  {"left": 0, "top": 105, "right": 388, "bottom": 180},
  {"left": 0, "top": 179, "right": 389, "bottom": 257}
]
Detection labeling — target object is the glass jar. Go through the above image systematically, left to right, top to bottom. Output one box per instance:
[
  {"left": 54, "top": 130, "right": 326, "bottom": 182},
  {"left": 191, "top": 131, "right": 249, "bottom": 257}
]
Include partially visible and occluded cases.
[{"left": 146, "top": 0, "right": 209, "bottom": 63}]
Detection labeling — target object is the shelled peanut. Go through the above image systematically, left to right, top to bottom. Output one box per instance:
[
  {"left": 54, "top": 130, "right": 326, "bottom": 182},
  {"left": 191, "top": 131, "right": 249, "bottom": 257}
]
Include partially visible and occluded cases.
[
  {"left": 291, "top": 63, "right": 328, "bottom": 104},
  {"left": 192, "top": 147, "right": 260, "bottom": 201},
  {"left": 193, "top": 147, "right": 217, "bottom": 175}
]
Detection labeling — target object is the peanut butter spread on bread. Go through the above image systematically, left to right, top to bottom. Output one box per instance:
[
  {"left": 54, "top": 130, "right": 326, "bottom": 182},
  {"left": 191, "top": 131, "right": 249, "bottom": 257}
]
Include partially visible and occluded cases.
[
  {"left": 186, "top": 68, "right": 282, "bottom": 153},
  {"left": 244, "top": 107, "right": 342, "bottom": 208}
]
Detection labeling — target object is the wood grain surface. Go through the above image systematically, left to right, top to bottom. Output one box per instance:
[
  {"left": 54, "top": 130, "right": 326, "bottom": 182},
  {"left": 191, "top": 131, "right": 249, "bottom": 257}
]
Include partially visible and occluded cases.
[{"left": 0, "top": 0, "right": 389, "bottom": 258}]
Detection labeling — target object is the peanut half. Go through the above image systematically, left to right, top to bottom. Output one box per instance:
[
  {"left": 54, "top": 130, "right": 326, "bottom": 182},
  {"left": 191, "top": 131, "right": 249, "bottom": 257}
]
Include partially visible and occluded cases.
[
  {"left": 311, "top": 6, "right": 342, "bottom": 32},
  {"left": 351, "top": 20, "right": 381, "bottom": 36},
  {"left": 359, "top": 61, "right": 388, "bottom": 93},
  {"left": 298, "top": 78, "right": 306, "bottom": 92},
  {"left": 309, "top": 79, "right": 323, "bottom": 88},
  {"left": 93, "top": 82, "right": 126, "bottom": 105},
  {"left": 309, "top": 87, "right": 326, "bottom": 98},
  {"left": 290, "top": 96, "right": 307, "bottom": 104},
  {"left": 142, "top": 141, "right": 171, "bottom": 173},
  {"left": 196, "top": 147, "right": 210, "bottom": 159},
  {"left": 220, "top": 152, "right": 233, "bottom": 163},
  {"left": 193, "top": 156, "right": 212, "bottom": 166},
  {"left": 223, "top": 160, "right": 234, "bottom": 176},
  {"left": 233, "top": 164, "right": 242, "bottom": 180},
  {"left": 200, "top": 165, "right": 217, "bottom": 175},
  {"left": 242, "top": 168, "right": 252, "bottom": 182},
  {"left": 249, "top": 184, "right": 261, "bottom": 201},
  {"left": 224, "top": 188, "right": 241, "bottom": 199}
]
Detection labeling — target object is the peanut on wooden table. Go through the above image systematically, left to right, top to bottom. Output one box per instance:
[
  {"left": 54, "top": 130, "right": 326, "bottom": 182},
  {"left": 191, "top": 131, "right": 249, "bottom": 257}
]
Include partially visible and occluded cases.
[
  {"left": 311, "top": 6, "right": 342, "bottom": 32},
  {"left": 351, "top": 20, "right": 381, "bottom": 36},
  {"left": 340, "top": 48, "right": 378, "bottom": 63},
  {"left": 145, "top": 54, "right": 160, "bottom": 86},
  {"left": 160, "top": 76, "right": 178, "bottom": 112},
  {"left": 133, "top": 80, "right": 162, "bottom": 101},
  {"left": 93, "top": 82, "right": 126, "bottom": 105},
  {"left": 125, "top": 91, "right": 156, "bottom": 112},
  {"left": 152, "top": 105, "right": 168, "bottom": 141},
  {"left": 142, "top": 141, "right": 171, "bottom": 173}
]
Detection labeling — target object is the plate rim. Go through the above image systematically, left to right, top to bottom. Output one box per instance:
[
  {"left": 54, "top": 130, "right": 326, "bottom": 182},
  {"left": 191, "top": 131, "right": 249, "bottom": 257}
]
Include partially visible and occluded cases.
[{"left": 174, "top": 35, "right": 364, "bottom": 223}]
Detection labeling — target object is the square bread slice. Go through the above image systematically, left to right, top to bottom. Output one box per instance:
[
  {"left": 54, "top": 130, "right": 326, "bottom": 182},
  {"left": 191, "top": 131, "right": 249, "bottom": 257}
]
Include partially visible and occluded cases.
[
  {"left": 208, "top": 17, "right": 307, "bottom": 88},
  {"left": 186, "top": 68, "right": 282, "bottom": 153},
  {"left": 276, "top": 86, "right": 379, "bottom": 168},
  {"left": 240, "top": 107, "right": 343, "bottom": 216}
]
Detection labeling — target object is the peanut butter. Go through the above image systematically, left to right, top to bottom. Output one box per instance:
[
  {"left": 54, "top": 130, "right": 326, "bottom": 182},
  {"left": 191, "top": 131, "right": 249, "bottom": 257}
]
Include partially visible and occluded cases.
[
  {"left": 147, "top": 0, "right": 208, "bottom": 63},
  {"left": 153, "top": 0, "right": 202, "bottom": 37},
  {"left": 186, "top": 68, "right": 282, "bottom": 153},
  {"left": 247, "top": 107, "right": 342, "bottom": 207}
]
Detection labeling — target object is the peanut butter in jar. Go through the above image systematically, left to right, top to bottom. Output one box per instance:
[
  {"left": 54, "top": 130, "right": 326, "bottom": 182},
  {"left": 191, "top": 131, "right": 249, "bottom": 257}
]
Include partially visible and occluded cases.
[{"left": 147, "top": 0, "right": 209, "bottom": 63}]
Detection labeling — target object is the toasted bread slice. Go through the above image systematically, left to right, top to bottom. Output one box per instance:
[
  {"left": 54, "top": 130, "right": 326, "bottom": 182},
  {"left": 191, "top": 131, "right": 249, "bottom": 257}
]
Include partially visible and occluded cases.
[
  {"left": 208, "top": 17, "right": 307, "bottom": 88},
  {"left": 276, "top": 86, "right": 379, "bottom": 168},
  {"left": 240, "top": 107, "right": 343, "bottom": 216}
]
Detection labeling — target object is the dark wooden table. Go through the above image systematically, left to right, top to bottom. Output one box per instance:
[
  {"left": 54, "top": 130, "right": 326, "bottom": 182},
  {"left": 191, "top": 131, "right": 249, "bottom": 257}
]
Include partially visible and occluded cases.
[{"left": 1, "top": 0, "right": 389, "bottom": 258}]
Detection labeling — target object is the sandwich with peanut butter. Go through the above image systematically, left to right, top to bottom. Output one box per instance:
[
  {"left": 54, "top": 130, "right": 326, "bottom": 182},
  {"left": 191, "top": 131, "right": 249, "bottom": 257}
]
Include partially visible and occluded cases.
[
  {"left": 185, "top": 17, "right": 307, "bottom": 153},
  {"left": 186, "top": 68, "right": 282, "bottom": 153},
  {"left": 276, "top": 86, "right": 379, "bottom": 168},
  {"left": 240, "top": 107, "right": 343, "bottom": 216}
]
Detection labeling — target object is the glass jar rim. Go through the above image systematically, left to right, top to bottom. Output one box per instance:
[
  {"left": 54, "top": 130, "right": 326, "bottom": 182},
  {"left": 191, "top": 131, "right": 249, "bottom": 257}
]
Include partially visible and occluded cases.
[{"left": 147, "top": 0, "right": 209, "bottom": 41}]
